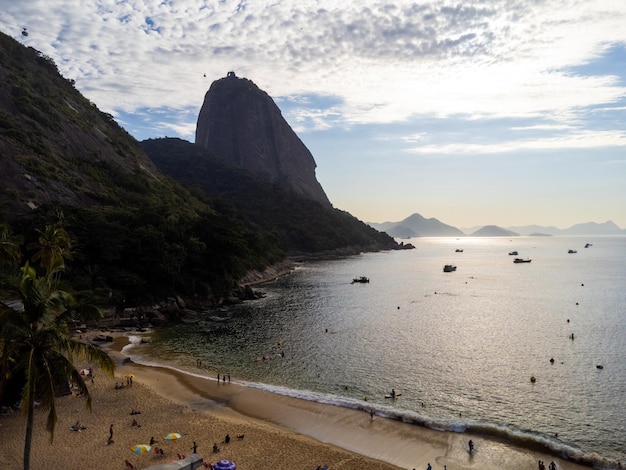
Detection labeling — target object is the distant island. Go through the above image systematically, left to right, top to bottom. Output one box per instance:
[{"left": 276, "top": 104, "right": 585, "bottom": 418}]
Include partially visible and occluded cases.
[{"left": 367, "top": 214, "right": 625, "bottom": 238}]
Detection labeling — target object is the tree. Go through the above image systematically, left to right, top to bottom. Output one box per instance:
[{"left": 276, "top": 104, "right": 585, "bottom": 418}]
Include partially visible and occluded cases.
[{"left": 0, "top": 224, "right": 115, "bottom": 470}]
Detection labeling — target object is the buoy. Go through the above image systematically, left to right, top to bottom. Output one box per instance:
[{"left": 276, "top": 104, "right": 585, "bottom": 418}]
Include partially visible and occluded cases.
[{"left": 530, "top": 376, "right": 536, "bottom": 383}]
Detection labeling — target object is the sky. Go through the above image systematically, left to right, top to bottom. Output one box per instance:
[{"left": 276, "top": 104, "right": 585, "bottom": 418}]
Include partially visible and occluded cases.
[{"left": 1, "top": 0, "right": 625, "bottom": 230}]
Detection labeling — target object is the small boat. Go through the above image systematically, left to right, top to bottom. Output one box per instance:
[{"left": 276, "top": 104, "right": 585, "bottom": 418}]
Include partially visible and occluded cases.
[
  {"left": 584, "top": 243, "right": 592, "bottom": 248},
  {"left": 455, "top": 249, "right": 464, "bottom": 252},
  {"left": 568, "top": 249, "right": 577, "bottom": 254},
  {"left": 508, "top": 251, "right": 518, "bottom": 256},
  {"left": 513, "top": 258, "right": 531, "bottom": 263},
  {"left": 443, "top": 264, "right": 457, "bottom": 272},
  {"left": 352, "top": 276, "right": 370, "bottom": 284}
]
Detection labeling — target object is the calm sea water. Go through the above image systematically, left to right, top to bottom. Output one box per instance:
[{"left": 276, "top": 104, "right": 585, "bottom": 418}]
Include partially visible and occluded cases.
[{"left": 127, "top": 236, "right": 626, "bottom": 468}]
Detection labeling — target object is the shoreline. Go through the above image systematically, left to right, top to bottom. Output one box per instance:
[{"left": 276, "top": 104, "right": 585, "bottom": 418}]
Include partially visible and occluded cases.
[
  {"left": 0, "top": 331, "right": 609, "bottom": 470},
  {"left": 114, "top": 334, "right": 596, "bottom": 470}
]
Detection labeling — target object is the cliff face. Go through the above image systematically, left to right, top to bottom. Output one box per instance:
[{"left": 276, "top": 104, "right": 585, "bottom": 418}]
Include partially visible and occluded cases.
[
  {"left": 0, "top": 31, "right": 170, "bottom": 216},
  {"left": 195, "top": 73, "right": 331, "bottom": 207}
]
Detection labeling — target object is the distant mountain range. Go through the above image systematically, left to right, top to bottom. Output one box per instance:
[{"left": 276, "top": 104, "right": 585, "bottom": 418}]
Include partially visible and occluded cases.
[{"left": 368, "top": 214, "right": 625, "bottom": 238}]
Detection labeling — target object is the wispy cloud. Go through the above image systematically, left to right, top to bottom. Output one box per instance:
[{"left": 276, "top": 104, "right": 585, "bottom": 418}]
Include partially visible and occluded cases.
[
  {"left": 2, "top": 0, "right": 625, "bottom": 133},
  {"left": 408, "top": 130, "right": 626, "bottom": 155}
]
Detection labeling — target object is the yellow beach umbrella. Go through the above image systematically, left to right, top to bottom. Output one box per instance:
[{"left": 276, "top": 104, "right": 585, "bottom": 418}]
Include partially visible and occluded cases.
[
  {"left": 164, "top": 433, "right": 182, "bottom": 440},
  {"left": 131, "top": 444, "right": 152, "bottom": 454}
]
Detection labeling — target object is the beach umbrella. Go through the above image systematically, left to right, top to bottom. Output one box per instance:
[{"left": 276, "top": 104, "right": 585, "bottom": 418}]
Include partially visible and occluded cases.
[
  {"left": 124, "top": 374, "right": 135, "bottom": 379},
  {"left": 164, "top": 433, "right": 182, "bottom": 440},
  {"left": 131, "top": 444, "right": 152, "bottom": 454},
  {"left": 213, "top": 460, "right": 236, "bottom": 470}
]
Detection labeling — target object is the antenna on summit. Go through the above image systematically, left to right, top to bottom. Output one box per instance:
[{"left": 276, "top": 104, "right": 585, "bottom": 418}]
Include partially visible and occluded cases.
[
  {"left": 21, "top": 27, "right": 29, "bottom": 37},
  {"left": 227, "top": 71, "right": 236, "bottom": 78}
]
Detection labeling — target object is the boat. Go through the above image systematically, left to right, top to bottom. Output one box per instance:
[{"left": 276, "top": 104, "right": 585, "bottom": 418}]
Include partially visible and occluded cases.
[
  {"left": 585, "top": 243, "right": 592, "bottom": 248},
  {"left": 455, "top": 249, "right": 464, "bottom": 252},
  {"left": 568, "top": 249, "right": 577, "bottom": 254},
  {"left": 508, "top": 251, "right": 518, "bottom": 256},
  {"left": 513, "top": 258, "right": 531, "bottom": 263},
  {"left": 443, "top": 265, "right": 457, "bottom": 272},
  {"left": 352, "top": 276, "right": 370, "bottom": 284}
]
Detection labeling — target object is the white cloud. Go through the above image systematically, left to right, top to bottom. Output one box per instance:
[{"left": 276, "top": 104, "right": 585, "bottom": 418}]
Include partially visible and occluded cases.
[
  {"left": 2, "top": 0, "right": 625, "bottom": 130},
  {"left": 407, "top": 129, "right": 626, "bottom": 155}
]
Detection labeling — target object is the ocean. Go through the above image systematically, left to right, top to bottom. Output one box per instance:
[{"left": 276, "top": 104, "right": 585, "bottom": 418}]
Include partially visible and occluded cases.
[{"left": 124, "top": 236, "right": 626, "bottom": 468}]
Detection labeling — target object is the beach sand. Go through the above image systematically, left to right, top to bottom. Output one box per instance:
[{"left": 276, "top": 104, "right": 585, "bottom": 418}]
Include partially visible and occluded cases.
[{"left": 0, "top": 334, "right": 593, "bottom": 470}]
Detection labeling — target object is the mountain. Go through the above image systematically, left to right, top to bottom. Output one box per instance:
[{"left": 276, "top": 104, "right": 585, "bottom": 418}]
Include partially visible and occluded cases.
[
  {"left": 0, "top": 30, "right": 286, "bottom": 303},
  {"left": 0, "top": 31, "right": 186, "bottom": 216},
  {"left": 196, "top": 72, "right": 331, "bottom": 207},
  {"left": 142, "top": 137, "right": 401, "bottom": 257},
  {"left": 373, "top": 212, "right": 624, "bottom": 238},
  {"left": 368, "top": 213, "right": 465, "bottom": 238},
  {"left": 504, "top": 221, "right": 624, "bottom": 236},
  {"left": 561, "top": 221, "right": 623, "bottom": 236},
  {"left": 471, "top": 225, "right": 519, "bottom": 237}
]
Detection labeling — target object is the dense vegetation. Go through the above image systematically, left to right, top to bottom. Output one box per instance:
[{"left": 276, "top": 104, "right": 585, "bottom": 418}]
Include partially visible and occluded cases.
[
  {"left": 0, "top": 29, "right": 397, "bottom": 310},
  {"left": 0, "top": 30, "right": 283, "bottom": 305},
  {"left": 142, "top": 138, "right": 399, "bottom": 256},
  {"left": 5, "top": 203, "right": 283, "bottom": 308},
  {"left": 0, "top": 223, "right": 116, "bottom": 470}
]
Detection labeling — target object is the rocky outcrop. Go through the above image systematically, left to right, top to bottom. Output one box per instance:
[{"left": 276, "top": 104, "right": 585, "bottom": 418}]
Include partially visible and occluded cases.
[{"left": 195, "top": 72, "right": 331, "bottom": 207}]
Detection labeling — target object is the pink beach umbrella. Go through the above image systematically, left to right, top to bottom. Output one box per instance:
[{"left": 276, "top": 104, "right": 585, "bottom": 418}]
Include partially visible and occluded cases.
[{"left": 213, "top": 460, "right": 236, "bottom": 470}]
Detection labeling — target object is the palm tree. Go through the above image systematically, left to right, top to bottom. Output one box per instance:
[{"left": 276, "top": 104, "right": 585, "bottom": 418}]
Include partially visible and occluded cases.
[{"left": 0, "top": 225, "right": 115, "bottom": 470}]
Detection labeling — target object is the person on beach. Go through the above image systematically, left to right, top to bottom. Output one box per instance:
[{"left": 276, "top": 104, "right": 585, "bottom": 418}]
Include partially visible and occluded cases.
[
  {"left": 217, "top": 373, "right": 220, "bottom": 383},
  {"left": 391, "top": 388, "right": 396, "bottom": 398},
  {"left": 107, "top": 424, "right": 114, "bottom": 444},
  {"left": 225, "top": 433, "right": 230, "bottom": 443},
  {"left": 150, "top": 436, "right": 156, "bottom": 445},
  {"left": 468, "top": 439, "right": 474, "bottom": 453},
  {"left": 191, "top": 441, "right": 198, "bottom": 453},
  {"left": 213, "top": 442, "right": 220, "bottom": 453},
  {"left": 549, "top": 462, "right": 557, "bottom": 470},
  {"left": 426, "top": 464, "right": 432, "bottom": 470}
]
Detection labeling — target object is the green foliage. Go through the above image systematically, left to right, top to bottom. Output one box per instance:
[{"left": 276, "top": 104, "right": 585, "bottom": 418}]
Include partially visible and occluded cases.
[
  {"left": 142, "top": 138, "right": 399, "bottom": 256},
  {"left": 5, "top": 198, "right": 284, "bottom": 306},
  {"left": 0, "top": 223, "right": 115, "bottom": 470}
]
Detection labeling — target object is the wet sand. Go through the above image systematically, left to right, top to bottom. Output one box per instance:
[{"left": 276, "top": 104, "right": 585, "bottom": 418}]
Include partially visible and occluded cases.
[{"left": 0, "top": 333, "right": 593, "bottom": 470}]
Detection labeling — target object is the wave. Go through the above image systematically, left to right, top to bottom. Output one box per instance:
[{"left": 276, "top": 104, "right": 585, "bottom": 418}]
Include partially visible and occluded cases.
[
  {"left": 121, "top": 342, "right": 621, "bottom": 470},
  {"left": 242, "top": 381, "right": 621, "bottom": 469}
]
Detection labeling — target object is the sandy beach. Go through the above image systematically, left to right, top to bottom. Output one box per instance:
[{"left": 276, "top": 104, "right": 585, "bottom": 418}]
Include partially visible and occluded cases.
[{"left": 0, "top": 333, "right": 594, "bottom": 470}]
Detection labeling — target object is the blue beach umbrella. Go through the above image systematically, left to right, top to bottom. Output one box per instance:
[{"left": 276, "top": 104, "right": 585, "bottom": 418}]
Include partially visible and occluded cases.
[
  {"left": 164, "top": 433, "right": 182, "bottom": 440},
  {"left": 213, "top": 460, "right": 237, "bottom": 470}
]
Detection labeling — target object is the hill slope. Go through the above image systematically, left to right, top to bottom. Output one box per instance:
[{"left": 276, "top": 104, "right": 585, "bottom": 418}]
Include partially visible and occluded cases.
[
  {"left": 0, "top": 31, "right": 283, "bottom": 303},
  {"left": 0, "top": 31, "right": 196, "bottom": 217},
  {"left": 142, "top": 138, "right": 400, "bottom": 256}
]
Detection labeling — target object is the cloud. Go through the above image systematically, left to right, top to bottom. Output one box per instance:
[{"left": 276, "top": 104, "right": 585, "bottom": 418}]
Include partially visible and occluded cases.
[
  {"left": 1, "top": 0, "right": 626, "bottom": 139},
  {"left": 407, "top": 129, "right": 626, "bottom": 155}
]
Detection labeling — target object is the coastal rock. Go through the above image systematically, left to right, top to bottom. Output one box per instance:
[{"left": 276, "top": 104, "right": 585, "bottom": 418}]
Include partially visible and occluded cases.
[{"left": 195, "top": 72, "right": 331, "bottom": 207}]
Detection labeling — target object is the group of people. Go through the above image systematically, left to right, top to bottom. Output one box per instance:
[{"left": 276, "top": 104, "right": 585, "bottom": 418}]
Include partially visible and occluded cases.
[
  {"left": 216, "top": 373, "right": 231, "bottom": 383},
  {"left": 538, "top": 460, "right": 557, "bottom": 470}
]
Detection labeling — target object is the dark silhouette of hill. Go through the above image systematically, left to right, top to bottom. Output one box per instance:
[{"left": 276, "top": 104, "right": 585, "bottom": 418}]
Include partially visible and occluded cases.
[
  {"left": 0, "top": 30, "right": 284, "bottom": 304},
  {"left": 142, "top": 138, "right": 400, "bottom": 257},
  {"left": 368, "top": 213, "right": 465, "bottom": 237}
]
